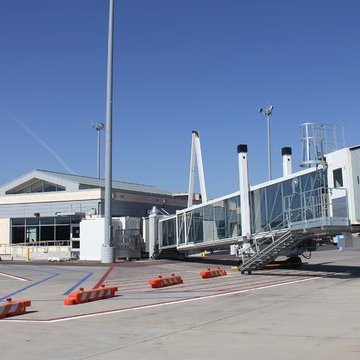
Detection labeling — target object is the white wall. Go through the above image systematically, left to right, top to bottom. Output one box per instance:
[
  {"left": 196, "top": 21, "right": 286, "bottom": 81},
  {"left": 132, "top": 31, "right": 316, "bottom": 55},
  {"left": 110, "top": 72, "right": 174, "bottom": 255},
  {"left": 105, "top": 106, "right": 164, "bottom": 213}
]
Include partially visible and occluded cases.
[
  {"left": 326, "top": 147, "right": 360, "bottom": 224},
  {"left": 326, "top": 148, "right": 353, "bottom": 220},
  {"left": 350, "top": 148, "right": 360, "bottom": 223},
  {"left": 0, "top": 218, "right": 10, "bottom": 244},
  {"left": 80, "top": 218, "right": 105, "bottom": 260}
]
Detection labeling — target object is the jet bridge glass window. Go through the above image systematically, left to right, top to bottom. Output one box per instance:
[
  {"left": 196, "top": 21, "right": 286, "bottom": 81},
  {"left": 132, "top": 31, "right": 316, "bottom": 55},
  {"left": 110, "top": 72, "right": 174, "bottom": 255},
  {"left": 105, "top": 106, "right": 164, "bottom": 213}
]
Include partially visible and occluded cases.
[
  {"left": 333, "top": 168, "right": 343, "bottom": 188},
  {"left": 250, "top": 170, "right": 327, "bottom": 233},
  {"left": 172, "top": 194, "right": 241, "bottom": 246},
  {"left": 161, "top": 216, "right": 176, "bottom": 247}
]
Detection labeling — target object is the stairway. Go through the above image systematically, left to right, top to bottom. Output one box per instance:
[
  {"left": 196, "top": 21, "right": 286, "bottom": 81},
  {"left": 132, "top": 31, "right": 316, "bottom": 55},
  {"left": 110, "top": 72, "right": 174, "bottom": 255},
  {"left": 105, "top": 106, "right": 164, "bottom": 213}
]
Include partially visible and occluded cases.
[{"left": 238, "top": 230, "right": 300, "bottom": 274}]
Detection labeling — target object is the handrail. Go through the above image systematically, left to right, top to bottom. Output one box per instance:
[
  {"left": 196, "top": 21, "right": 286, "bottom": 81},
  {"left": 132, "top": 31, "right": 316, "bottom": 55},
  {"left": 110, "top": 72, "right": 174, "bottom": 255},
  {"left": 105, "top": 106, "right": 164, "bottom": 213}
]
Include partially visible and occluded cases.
[
  {"left": 240, "top": 185, "right": 349, "bottom": 270},
  {"left": 284, "top": 186, "right": 348, "bottom": 226},
  {"left": 7, "top": 240, "right": 71, "bottom": 247}
]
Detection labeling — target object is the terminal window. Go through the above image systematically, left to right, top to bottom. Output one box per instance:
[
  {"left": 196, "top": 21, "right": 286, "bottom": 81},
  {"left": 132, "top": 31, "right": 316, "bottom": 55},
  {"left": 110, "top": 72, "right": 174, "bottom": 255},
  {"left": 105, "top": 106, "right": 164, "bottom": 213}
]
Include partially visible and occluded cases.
[
  {"left": 333, "top": 168, "right": 343, "bottom": 188},
  {"left": 11, "top": 216, "right": 80, "bottom": 244}
]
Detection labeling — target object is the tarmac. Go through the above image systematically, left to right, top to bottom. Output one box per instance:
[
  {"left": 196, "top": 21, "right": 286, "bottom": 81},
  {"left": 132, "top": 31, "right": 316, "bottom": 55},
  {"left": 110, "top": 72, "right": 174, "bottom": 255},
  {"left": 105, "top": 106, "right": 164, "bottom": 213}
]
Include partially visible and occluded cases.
[{"left": 0, "top": 247, "right": 360, "bottom": 359}]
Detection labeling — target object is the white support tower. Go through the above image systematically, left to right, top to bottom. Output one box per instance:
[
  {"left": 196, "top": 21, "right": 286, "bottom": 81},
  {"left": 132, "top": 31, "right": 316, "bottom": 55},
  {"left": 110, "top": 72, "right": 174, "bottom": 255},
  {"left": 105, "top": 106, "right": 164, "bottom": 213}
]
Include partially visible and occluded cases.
[
  {"left": 188, "top": 130, "right": 208, "bottom": 207},
  {"left": 238, "top": 144, "right": 251, "bottom": 237},
  {"left": 282, "top": 147, "right": 292, "bottom": 177}
]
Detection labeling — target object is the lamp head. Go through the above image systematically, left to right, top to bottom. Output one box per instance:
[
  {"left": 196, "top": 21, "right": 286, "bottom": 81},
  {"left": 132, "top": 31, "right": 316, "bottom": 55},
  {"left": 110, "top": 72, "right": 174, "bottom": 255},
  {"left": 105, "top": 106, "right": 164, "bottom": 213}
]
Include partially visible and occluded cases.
[{"left": 264, "top": 105, "right": 274, "bottom": 116}]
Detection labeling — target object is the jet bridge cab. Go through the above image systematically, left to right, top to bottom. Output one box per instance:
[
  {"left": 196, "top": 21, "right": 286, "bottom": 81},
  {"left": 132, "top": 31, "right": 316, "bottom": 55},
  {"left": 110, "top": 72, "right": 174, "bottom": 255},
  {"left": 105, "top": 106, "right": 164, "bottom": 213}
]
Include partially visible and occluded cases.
[{"left": 326, "top": 145, "right": 360, "bottom": 226}]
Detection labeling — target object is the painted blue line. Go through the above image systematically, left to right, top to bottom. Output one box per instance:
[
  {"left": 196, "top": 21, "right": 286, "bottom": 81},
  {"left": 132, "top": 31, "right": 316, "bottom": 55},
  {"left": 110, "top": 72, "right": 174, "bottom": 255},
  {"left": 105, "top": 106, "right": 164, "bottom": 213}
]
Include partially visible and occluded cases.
[
  {"left": 0, "top": 272, "right": 59, "bottom": 301},
  {"left": 62, "top": 272, "right": 93, "bottom": 296}
]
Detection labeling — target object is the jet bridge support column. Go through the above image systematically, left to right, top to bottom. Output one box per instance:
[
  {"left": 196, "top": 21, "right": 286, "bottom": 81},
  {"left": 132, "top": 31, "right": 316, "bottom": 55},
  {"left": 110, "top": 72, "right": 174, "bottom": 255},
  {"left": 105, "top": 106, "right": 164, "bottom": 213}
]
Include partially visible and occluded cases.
[
  {"left": 188, "top": 130, "right": 207, "bottom": 207},
  {"left": 238, "top": 144, "right": 251, "bottom": 237},
  {"left": 282, "top": 147, "right": 292, "bottom": 177},
  {"left": 148, "top": 207, "right": 161, "bottom": 259}
]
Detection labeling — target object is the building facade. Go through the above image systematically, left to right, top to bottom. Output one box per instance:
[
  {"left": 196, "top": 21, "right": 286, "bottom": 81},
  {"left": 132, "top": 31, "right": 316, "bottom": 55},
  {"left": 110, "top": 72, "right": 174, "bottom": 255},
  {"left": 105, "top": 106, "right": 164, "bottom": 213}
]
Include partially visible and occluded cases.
[{"left": 0, "top": 169, "right": 189, "bottom": 257}]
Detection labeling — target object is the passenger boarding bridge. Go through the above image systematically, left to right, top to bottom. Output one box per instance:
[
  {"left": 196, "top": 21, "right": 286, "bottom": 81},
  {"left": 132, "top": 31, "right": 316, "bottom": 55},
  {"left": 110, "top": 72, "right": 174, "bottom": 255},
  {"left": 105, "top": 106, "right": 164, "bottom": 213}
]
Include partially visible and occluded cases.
[{"left": 145, "top": 124, "right": 360, "bottom": 273}]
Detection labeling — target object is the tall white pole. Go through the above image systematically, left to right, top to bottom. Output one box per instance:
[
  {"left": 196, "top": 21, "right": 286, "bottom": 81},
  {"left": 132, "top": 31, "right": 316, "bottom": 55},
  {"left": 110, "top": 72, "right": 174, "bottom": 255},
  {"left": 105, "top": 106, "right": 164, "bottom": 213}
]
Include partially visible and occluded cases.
[
  {"left": 102, "top": 0, "right": 115, "bottom": 263},
  {"left": 260, "top": 105, "right": 274, "bottom": 181},
  {"left": 267, "top": 114, "right": 272, "bottom": 180},
  {"left": 95, "top": 122, "right": 104, "bottom": 178},
  {"left": 97, "top": 128, "right": 101, "bottom": 178},
  {"left": 187, "top": 130, "right": 208, "bottom": 207},
  {"left": 187, "top": 132, "right": 196, "bottom": 208},
  {"left": 194, "top": 133, "right": 208, "bottom": 204},
  {"left": 238, "top": 144, "right": 251, "bottom": 237},
  {"left": 282, "top": 147, "right": 292, "bottom": 177}
]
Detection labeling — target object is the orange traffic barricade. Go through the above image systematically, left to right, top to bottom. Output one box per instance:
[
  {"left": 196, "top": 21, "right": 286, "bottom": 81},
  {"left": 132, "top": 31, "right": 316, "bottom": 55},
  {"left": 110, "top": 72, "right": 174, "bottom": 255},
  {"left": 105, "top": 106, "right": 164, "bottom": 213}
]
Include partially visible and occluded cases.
[
  {"left": 200, "top": 267, "right": 227, "bottom": 279},
  {"left": 148, "top": 274, "right": 183, "bottom": 288},
  {"left": 64, "top": 284, "right": 118, "bottom": 305},
  {"left": 0, "top": 298, "right": 31, "bottom": 319}
]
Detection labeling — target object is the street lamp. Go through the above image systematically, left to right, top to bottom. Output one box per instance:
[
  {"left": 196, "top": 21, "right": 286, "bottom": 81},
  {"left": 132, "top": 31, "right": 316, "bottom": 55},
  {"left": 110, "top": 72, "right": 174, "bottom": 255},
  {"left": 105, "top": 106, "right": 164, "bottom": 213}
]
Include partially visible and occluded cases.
[
  {"left": 102, "top": 0, "right": 115, "bottom": 264},
  {"left": 259, "top": 105, "right": 274, "bottom": 180},
  {"left": 93, "top": 122, "right": 105, "bottom": 178}
]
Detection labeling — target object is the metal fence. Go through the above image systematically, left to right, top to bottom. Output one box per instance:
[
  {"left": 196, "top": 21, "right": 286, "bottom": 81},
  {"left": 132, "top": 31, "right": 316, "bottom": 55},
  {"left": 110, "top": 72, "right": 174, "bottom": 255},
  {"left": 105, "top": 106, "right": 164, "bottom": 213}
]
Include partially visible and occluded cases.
[{"left": 113, "top": 228, "right": 142, "bottom": 260}]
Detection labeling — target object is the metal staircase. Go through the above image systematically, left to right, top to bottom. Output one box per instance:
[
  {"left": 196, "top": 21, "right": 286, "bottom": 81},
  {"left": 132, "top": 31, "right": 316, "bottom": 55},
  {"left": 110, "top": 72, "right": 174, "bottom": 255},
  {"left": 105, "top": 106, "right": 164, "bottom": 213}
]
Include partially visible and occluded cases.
[{"left": 238, "top": 229, "right": 301, "bottom": 274}]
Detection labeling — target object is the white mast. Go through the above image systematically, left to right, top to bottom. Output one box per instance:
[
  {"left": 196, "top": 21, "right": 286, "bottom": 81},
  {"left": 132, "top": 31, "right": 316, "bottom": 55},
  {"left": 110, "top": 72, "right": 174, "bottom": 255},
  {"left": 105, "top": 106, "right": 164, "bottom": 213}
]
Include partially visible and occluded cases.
[{"left": 187, "top": 130, "right": 208, "bottom": 207}]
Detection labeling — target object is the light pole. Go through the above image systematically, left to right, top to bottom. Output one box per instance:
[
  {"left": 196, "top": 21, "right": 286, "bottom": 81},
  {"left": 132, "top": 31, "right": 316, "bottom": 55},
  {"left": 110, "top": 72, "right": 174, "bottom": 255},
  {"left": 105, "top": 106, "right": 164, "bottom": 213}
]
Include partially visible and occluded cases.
[
  {"left": 102, "top": 0, "right": 115, "bottom": 264},
  {"left": 259, "top": 105, "right": 274, "bottom": 180},
  {"left": 93, "top": 122, "right": 104, "bottom": 178}
]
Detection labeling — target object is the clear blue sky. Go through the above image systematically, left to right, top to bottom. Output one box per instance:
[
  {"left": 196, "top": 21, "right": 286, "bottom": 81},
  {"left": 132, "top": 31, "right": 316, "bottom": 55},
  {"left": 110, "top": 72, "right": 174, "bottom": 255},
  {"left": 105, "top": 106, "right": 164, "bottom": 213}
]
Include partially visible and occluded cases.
[{"left": 0, "top": 0, "right": 359, "bottom": 199}]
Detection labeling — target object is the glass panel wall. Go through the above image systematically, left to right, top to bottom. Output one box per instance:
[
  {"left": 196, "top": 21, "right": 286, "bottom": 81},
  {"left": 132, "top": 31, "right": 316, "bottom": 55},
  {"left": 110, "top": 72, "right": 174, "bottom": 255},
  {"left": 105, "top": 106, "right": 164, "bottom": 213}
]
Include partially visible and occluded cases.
[
  {"left": 160, "top": 169, "right": 330, "bottom": 249},
  {"left": 250, "top": 169, "right": 327, "bottom": 233},
  {"left": 12, "top": 180, "right": 65, "bottom": 194},
  {"left": 250, "top": 188, "right": 267, "bottom": 233},
  {"left": 172, "top": 193, "right": 241, "bottom": 246},
  {"left": 226, "top": 196, "right": 241, "bottom": 238},
  {"left": 213, "top": 201, "right": 226, "bottom": 240},
  {"left": 186, "top": 207, "right": 204, "bottom": 243},
  {"left": 177, "top": 214, "right": 185, "bottom": 244},
  {"left": 11, "top": 216, "right": 82, "bottom": 245},
  {"left": 161, "top": 216, "right": 176, "bottom": 247}
]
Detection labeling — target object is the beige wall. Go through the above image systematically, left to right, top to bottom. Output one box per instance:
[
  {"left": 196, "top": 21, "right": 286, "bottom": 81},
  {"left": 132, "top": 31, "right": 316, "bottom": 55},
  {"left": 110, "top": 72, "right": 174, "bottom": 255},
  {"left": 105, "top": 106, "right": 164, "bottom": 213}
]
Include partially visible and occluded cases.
[
  {"left": 0, "top": 189, "right": 102, "bottom": 205},
  {"left": 0, "top": 218, "right": 10, "bottom": 244}
]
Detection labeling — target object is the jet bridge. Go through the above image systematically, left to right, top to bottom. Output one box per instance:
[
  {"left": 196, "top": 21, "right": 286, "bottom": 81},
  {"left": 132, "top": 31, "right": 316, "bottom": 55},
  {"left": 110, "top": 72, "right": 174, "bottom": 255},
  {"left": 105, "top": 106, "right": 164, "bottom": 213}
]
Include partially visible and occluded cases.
[{"left": 148, "top": 134, "right": 360, "bottom": 270}]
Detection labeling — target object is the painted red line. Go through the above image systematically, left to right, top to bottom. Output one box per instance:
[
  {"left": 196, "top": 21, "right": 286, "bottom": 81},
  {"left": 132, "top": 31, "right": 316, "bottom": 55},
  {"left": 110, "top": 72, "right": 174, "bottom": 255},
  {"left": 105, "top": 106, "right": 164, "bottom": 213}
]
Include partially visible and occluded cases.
[{"left": 92, "top": 265, "right": 115, "bottom": 289}]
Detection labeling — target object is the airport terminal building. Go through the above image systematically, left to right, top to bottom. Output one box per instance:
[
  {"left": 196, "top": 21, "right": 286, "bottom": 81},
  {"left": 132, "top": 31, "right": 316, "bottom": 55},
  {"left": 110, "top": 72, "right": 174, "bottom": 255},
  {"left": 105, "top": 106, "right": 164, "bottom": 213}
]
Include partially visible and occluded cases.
[{"left": 0, "top": 169, "right": 189, "bottom": 259}]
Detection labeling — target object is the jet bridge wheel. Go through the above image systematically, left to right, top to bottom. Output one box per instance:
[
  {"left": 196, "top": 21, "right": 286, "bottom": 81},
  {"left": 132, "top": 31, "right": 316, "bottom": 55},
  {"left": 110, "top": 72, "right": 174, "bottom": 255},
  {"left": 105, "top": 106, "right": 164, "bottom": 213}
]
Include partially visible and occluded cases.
[
  {"left": 286, "top": 256, "right": 302, "bottom": 267},
  {"left": 240, "top": 270, "right": 252, "bottom": 275}
]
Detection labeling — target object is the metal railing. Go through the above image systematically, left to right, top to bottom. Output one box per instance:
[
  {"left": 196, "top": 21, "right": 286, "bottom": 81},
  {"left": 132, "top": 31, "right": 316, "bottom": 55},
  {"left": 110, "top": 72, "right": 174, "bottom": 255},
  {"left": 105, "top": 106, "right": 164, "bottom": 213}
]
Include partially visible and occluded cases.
[
  {"left": 284, "top": 186, "right": 348, "bottom": 229},
  {"left": 239, "top": 211, "right": 293, "bottom": 261},
  {"left": 0, "top": 240, "right": 72, "bottom": 260}
]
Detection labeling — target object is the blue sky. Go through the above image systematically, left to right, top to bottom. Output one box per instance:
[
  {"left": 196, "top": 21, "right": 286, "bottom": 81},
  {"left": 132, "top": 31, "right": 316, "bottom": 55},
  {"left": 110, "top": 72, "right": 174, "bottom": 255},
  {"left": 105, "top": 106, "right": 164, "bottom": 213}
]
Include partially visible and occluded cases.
[{"left": 0, "top": 0, "right": 359, "bottom": 199}]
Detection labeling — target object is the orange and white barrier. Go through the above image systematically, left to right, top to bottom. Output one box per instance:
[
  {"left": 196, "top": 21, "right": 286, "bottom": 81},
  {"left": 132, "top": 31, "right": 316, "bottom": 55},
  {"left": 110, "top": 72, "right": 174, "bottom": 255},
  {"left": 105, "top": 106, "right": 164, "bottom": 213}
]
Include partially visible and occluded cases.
[
  {"left": 200, "top": 267, "right": 227, "bottom": 279},
  {"left": 148, "top": 274, "right": 183, "bottom": 288},
  {"left": 64, "top": 284, "right": 118, "bottom": 305},
  {"left": 0, "top": 298, "right": 31, "bottom": 319}
]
